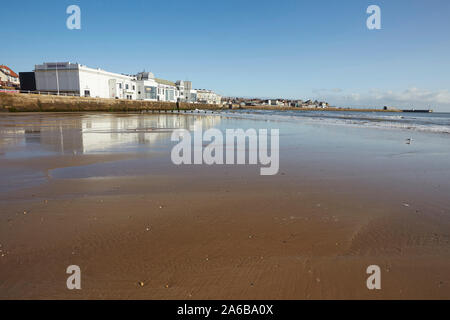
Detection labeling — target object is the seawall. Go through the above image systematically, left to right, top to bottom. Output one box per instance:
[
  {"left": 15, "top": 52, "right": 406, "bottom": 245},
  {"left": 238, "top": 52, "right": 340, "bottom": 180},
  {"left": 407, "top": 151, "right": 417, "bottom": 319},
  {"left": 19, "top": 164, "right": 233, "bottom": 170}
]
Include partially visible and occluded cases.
[
  {"left": 0, "top": 92, "right": 222, "bottom": 112},
  {"left": 0, "top": 92, "right": 400, "bottom": 113}
]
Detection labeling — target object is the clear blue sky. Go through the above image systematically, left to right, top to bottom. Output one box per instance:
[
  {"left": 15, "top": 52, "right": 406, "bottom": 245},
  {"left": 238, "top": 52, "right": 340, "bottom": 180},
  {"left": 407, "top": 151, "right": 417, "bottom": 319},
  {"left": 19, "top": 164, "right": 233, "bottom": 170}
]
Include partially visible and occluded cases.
[{"left": 2, "top": 0, "right": 450, "bottom": 110}]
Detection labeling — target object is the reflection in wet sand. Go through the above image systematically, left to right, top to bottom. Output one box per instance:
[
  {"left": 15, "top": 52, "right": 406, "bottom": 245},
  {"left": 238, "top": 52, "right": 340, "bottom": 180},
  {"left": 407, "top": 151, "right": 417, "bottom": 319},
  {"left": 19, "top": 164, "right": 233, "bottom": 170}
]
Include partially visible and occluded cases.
[{"left": 0, "top": 113, "right": 221, "bottom": 156}]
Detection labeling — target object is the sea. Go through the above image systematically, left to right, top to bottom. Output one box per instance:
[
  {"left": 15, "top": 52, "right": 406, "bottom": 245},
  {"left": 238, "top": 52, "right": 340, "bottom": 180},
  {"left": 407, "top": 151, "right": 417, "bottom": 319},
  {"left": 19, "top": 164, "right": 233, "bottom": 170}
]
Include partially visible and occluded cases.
[{"left": 220, "top": 109, "right": 450, "bottom": 135}]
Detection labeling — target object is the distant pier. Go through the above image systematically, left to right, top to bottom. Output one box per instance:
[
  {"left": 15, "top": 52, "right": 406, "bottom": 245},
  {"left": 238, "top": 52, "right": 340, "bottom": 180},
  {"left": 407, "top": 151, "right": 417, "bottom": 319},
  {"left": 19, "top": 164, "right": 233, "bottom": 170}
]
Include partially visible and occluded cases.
[{"left": 402, "top": 109, "right": 433, "bottom": 113}]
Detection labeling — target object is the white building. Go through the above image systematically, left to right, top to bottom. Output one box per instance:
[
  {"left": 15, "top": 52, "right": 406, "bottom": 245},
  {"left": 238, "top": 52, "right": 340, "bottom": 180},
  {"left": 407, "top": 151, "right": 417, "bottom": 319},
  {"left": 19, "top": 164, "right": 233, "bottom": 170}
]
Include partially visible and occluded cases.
[
  {"left": 33, "top": 62, "right": 208, "bottom": 104},
  {"left": 35, "top": 62, "right": 136, "bottom": 99},
  {"left": 0, "top": 65, "right": 19, "bottom": 86},
  {"left": 136, "top": 71, "right": 189, "bottom": 103},
  {"left": 135, "top": 72, "right": 158, "bottom": 101},
  {"left": 155, "top": 78, "right": 178, "bottom": 102},
  {"left": 175, "top": 80, "right": 197, "bottom": 102},
  {"left": 190, "top": 89, "right": 197, "bottom": 103},
  {"left": 196, "top": 89, "right": 221, "bottom": 104}
]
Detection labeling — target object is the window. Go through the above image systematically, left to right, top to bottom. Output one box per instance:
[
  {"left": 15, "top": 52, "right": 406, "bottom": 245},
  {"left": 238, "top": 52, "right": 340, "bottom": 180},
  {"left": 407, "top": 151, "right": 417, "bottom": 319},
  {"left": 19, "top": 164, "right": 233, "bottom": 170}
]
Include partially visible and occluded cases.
[
  {"left": 119, "top": 83, "right": 122, "bottom": 89},
  {"left": 126, "top": 84, "right": 129, "bottom": 90},
  {"left": 132, "top": 85, "right": 135, "bottom": 90},
  {"left": 144, "top": 86, "right": 157, "bottom": 100},
  {"left": 166, "top": 89, "right": 174, "bottom": 101},
  {"left": 84, "top": 90, "right": 90, "bottom": 97}
]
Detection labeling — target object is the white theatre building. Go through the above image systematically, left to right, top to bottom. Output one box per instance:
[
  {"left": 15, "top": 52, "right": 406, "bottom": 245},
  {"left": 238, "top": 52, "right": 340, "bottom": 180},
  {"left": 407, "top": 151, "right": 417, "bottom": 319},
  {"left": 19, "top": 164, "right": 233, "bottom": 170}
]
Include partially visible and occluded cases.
[
  {"left": 34, "top": 62, "right": 222, "bottom": 104},
  {"left": 35, "top": 62, "right": 136, "bottom": 99}
]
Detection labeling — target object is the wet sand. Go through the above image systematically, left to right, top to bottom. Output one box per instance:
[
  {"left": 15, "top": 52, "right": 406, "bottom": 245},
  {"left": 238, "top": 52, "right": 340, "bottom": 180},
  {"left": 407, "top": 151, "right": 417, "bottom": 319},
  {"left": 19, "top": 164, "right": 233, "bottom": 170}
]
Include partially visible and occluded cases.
[{"left": 1, "top": 112, "right": 450, "bottom": 299}]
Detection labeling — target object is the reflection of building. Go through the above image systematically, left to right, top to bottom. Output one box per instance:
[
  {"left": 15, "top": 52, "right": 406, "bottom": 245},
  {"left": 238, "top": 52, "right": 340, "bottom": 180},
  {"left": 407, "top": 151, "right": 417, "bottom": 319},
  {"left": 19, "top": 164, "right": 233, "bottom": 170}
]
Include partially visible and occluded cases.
[
  {"left": 35, "top": 62, "right": 136, "bottom": 99},
  {"left": 3, "top": 114, "right": 221, "bottom": 156},
  {"left": 80, "top": 114, "right": 221, "bottom": 153},
  {"left": 18, "top": 117, "right": 85, "bottom": 154},
  {"left": 37, "top": 118, "right": 84, "bottom": 154}
]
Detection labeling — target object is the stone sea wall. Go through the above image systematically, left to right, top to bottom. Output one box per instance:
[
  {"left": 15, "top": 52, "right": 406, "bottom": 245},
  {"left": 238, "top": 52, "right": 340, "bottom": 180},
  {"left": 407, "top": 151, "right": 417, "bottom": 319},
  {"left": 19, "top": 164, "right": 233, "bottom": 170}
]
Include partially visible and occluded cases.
[{"left": 0, "top": 92, "right": 222, "bottom": 112}]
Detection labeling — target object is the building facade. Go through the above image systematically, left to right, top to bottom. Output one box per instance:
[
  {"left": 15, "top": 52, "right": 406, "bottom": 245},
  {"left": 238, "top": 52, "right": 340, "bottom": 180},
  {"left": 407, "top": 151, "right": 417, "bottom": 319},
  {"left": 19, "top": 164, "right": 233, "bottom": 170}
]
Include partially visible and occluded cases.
[
  {"left": 31, "top": 62, "right": 219, "bottom": 104},
  {"left": 35, "top": 62, "right": 136, "bottom": 99},
  {"left": 0, "top": 65, "right": 20, "bottom": 87},
  {"left": 19, "top": 72, "right": 36, "bottom": 91},
  {"left": 135, "top": 72, "right": 180, "bottom": 102},
  {"left": 136, "top": 72, "right": 158, "bottom": 101},
  {"left": 155, "top": 78, "right": 178, "bottom": 102},
  {"left": 175, "top": 80, "right": 197, "bottom": 102},
  {"left": 196, "top": 89, "right": 222, "bottom": 104}
]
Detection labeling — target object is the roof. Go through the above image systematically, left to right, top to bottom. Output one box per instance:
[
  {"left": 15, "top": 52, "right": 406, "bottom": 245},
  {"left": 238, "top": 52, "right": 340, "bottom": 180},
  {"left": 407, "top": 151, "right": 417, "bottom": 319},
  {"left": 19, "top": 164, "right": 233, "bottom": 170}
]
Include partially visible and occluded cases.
[
  {"left": 0, "top": 65, "right": 19, "bottom": 78},
  {"left": 136, "top": 71, "right": 155, "bottom": 80},
  {"left": 154, "top": 78, "right": 176, "bottom": 86}
]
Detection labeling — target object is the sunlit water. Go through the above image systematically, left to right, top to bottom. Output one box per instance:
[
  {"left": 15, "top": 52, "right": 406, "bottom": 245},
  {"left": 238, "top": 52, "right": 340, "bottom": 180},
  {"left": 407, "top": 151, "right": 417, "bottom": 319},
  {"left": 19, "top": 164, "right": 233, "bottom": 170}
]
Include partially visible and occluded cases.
[{"left": 224, "top": 109, "right": 450, "bottom": 134}]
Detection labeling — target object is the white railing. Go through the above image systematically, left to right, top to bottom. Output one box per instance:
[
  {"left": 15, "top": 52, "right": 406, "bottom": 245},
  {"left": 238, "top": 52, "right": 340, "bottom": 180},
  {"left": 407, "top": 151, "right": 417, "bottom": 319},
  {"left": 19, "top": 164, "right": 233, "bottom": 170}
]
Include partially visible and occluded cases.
[
  {"left": 0, "top": 88, "right": 20, "bottom": 93},
  {"left": 0, "top": 89, "right": 82, "bottom": 97}
]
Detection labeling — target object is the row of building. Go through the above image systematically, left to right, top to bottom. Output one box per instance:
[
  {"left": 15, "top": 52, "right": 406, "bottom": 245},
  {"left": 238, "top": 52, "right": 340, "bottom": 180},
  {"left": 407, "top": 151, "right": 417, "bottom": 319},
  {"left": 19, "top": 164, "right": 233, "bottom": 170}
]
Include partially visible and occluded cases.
[
  {"left": 3, "top": 62, "right": 331, "bottom": 108},
  {"left": 13, "top": 62, "right": 222, "bottom": 104},
  {"left": 222, "top": 97, "right": 330, "bottom": 108}
]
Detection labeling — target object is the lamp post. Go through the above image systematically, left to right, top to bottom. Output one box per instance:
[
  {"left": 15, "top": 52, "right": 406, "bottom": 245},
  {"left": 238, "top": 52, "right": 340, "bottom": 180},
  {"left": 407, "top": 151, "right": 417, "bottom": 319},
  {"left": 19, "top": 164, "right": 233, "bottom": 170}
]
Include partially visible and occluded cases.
[{"left": 55, "top": 63, "right": 60, "bottom": 96}]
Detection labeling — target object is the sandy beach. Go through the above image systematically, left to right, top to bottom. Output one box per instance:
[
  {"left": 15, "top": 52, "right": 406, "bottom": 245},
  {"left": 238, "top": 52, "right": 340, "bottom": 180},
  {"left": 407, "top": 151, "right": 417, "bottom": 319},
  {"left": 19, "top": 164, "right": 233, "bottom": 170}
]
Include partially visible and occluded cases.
[{"left": 1, "top": 112, "right": 450, "bottom": 299}]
